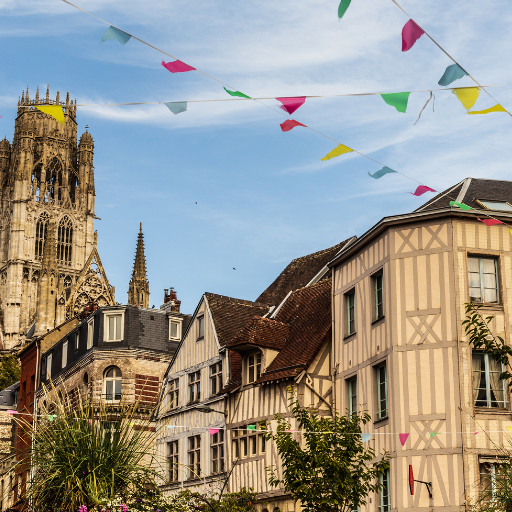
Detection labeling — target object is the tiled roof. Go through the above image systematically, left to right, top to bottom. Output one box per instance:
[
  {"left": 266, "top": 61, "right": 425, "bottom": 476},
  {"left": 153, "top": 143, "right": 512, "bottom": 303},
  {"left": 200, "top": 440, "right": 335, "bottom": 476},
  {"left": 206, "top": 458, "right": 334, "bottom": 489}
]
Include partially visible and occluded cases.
[
  {"left": 416, "top": 178, "right": 512, "bottom": 212},
  {"left": 256, "top": 239, "right": 353, "bottom": 306},
  {"left": 222, "top": 278, "right": 332, "bottom": 391},
  {"left": 205, "top": 293, "right": 270, "bottom": 347},
  {"left": 225, "top": 316, "right": 289, "bottom": 350}
]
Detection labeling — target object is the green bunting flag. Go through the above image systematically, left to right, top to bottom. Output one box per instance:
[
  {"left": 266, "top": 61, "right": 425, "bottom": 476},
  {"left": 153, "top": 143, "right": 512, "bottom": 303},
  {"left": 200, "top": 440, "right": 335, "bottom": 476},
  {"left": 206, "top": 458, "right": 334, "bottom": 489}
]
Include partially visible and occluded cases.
[
  {"left": 338, "top": 0, "right": 352, "bottom": 19},
  {"left": 223, "top": 87, "right": 251, "bottom": 99},
  {"left": 380, "top": 92, "right": 411, "bottom": 113},
  {"left": 449, "top": 201, "right": 472, "bottom": 210},
  {"left": 247, "top": 425, "right": 257, "bottom": 430}
]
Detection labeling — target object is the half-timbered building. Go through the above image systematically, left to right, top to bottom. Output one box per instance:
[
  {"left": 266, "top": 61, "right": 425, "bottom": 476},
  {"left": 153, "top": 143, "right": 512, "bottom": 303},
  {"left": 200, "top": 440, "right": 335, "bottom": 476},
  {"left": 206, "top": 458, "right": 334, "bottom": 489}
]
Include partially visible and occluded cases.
[{"left": 329, "top": 178, "right": 512, "bottom": 512}]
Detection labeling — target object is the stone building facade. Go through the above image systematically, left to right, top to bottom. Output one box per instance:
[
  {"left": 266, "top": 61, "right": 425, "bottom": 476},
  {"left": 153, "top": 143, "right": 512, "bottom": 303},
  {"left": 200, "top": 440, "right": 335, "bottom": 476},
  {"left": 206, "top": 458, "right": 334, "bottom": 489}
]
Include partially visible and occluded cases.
[{"left": 0, "top": 86, "right": 115, "bottom": 349}]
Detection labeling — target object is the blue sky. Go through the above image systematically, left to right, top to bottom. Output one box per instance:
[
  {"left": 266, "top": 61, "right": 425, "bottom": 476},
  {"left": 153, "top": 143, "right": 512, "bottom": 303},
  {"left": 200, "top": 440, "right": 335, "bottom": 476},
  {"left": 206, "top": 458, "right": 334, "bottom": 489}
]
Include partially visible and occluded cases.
[{"left": 1, "top": 0, "right": 511, "bottom": 313}]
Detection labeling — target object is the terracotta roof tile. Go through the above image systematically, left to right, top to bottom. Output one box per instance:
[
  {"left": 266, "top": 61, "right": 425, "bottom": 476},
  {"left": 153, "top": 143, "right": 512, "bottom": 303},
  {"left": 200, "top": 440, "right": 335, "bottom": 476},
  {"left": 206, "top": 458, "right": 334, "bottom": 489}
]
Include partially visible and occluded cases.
[
  {"left": 256, "top": 239, "right": 353, "bottom": 306},
  {"left": 225, "top": 316, "right": 289, "bottom": 350}
]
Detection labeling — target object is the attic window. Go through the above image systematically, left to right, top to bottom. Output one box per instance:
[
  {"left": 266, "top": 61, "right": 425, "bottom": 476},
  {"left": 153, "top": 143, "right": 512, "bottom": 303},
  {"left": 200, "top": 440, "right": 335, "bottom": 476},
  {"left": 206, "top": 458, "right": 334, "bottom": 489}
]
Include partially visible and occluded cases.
[{"left": 476, "top": 200, "right": 512, "bottom": 211}]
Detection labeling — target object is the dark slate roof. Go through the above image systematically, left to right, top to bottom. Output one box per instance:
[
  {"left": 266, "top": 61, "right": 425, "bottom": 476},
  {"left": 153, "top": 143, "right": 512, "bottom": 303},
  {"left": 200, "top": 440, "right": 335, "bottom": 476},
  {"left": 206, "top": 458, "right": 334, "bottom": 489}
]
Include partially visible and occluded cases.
[
  {"left": 416, "top": 178, "right": 512, "bottom": 213},
  {"left": 256, "top": 239, "right": 354, "bottom": 307},
  {"left": 222, "top": 278, "right": 332, "bottom": 391},
  {"left": 205, "top": 293, "right": 270, "bottom": 347},
  {"left": 225, "top": 316, "right": 289, "bottom": 350},
  {"left": 0, "top": 381, "right": 19, "bottom": 408}
]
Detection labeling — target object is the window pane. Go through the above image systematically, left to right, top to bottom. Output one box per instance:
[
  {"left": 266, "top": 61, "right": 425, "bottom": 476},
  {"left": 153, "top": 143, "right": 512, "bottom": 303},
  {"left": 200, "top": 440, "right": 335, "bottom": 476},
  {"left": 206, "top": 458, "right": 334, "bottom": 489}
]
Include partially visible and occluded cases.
[
  {"left": 479, "top": 200, "right": 512, "bottom": 211},
  {"left": 468, "top": 257, "right": 480, "bottom": 273},
  {"left": 482, "top": 258, "right": 496, "bottom": 274},
  {"left": 468, "top": 272, "right": 481, "bottom": 288},
  {"left": 484, "top": 288, "right": 498, "bottom": 303},
  {"left": 115, "top": 315, "right": 122, "bottom": 338},
  {"left": 108, "top": 316, "right": 115, "bottom": 340},
  {"left": 170, "top": 322, "right": 178, "bottom": 338},
  {"left": 114, "top": 379, "right": 122, "bottom": 398},
  {"left": 106, "top": 380, "right": 113, "bottom": 399}
]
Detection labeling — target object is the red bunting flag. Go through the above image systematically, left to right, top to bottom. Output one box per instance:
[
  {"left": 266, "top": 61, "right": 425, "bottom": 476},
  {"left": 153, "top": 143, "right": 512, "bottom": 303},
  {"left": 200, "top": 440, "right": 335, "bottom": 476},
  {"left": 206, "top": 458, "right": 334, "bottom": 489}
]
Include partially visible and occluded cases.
[
  {"left": 402, "top": 20, "right": 424, "bottom": 51},
  {"left": 162, "top": 60, "right": 196, "bottom": 73},
  {"left": 276, "top": 97, "right": 306, "bottom": 115},
  {"left": 280, "top": 119, "right": 307, "bottom": 132},
  {"left": 410, "top": 185, "right": 436, "bottom": 196},
  {"left": 478, "top": 218, "right": 503, "bottom": 226}
]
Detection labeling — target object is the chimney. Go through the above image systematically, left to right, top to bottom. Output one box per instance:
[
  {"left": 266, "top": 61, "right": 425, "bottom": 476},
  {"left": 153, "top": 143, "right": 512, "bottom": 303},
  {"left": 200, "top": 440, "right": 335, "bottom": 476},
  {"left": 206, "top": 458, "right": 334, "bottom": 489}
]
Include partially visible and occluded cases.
[{"left": 170, "top": 287, "right": 180, "bottom": 313}]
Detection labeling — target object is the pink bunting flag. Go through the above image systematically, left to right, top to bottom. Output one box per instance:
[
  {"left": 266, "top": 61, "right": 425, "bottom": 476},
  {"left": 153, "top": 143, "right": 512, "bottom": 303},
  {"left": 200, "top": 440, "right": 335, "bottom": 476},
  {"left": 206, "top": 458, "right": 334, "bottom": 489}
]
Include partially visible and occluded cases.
[
  {"left": 402, "top": 19, "right": 424, "bottom": 51},
  {"left": 161, "top": 60, "right": 196, "bottom": 73},
  {"left": 276, "top": 97, "right": 306, "bottom": 115},
  {"left": 280, "top": 119, "right": 307, "bottom": 132},
  {"left": 410, "top": 185, "right": 436, "bottom": 196},
  {"left": 478, "top": 218, "right": 503, "bottom": 226},
  {"left": 7, "top": 410, "right": 17, "bottom": 415},
  {"left": 88, "top": 419, "right": 93, "bottom": 425},
  {"left": 209, "top": 428, "right": 220, "bottom": 435},
  {"left": 285, "top": 429, "right": 297, "bottom": 432},
  {"left": 475, "top": 431, "right": 480, "bottom": 435},
  {"left": 399, "top": 433, "right": 409, "bottom": 446}
]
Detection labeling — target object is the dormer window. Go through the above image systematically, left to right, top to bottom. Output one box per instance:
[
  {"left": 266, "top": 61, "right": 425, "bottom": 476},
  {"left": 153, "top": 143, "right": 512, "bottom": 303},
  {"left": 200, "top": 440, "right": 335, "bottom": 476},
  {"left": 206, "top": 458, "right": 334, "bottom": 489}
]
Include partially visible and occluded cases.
[
  {"left": 475, "top": 200, "right": 512, "bottom": 211},
  {"left": 104, "top": 311, "right": 124, "bottom": 342},
  {"left": 169, "top": 318, "right": 182, "bottom": 341},
  {"left": 247, "top": 353, "right": 262, "bottom": 384}
]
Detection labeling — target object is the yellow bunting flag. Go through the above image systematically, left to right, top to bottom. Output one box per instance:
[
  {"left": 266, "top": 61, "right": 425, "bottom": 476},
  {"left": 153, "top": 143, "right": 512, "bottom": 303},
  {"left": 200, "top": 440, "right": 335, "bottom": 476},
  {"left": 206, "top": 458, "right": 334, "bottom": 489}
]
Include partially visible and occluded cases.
[
  {"left": 454, "top": 87, "right": 480, "bottom": 110},
  {"left": 468, "top": 104, "right": 507, "bottom": 115},
  {"left": 36, "top": 105, "right": 65, "bottom": 124},
  {"left": 321, "top": 144, "right": 353, "bottom": 161},
  {"left": 508, "top": 426, "right": 512, "bottom": 432}
]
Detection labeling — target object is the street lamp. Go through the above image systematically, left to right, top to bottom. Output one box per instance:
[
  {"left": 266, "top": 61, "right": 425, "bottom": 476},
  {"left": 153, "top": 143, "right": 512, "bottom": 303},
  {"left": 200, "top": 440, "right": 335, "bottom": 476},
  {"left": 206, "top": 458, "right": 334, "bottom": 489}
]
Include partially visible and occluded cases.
[{"left": 194, "top": 404, "right": 227, "bottom": 416}]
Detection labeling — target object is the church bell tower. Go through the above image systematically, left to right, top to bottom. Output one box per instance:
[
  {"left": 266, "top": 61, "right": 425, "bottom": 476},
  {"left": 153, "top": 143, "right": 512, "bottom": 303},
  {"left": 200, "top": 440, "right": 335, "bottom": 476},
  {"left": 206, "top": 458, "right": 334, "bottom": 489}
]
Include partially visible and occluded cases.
[{"left": 0, "top": 86, "right": 114, "bottom": 348}]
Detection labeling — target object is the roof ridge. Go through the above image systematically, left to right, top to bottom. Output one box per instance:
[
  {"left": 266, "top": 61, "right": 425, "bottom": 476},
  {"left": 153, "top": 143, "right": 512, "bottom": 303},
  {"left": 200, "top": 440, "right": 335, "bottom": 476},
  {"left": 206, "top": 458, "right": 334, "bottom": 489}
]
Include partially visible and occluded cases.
[
  {"left": 288, "top": 238, "right": 353, "bottom": 263},
  {"left": 289, "top": 276, "right": 332, "bottom": 296},
  {"left": 204, "top": 292, "right": 269, "bottom": 308}
]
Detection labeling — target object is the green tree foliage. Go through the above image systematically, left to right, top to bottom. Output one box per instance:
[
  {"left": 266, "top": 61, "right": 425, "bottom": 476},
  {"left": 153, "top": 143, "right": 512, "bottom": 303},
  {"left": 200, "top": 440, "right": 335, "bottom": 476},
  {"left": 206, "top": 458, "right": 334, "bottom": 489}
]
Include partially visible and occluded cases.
[
  {"left": 0, "top": 352, "right": 20, "bottom": 390},
  {"left": 265, "top": 389, "right": 390, "bottom": 512}
]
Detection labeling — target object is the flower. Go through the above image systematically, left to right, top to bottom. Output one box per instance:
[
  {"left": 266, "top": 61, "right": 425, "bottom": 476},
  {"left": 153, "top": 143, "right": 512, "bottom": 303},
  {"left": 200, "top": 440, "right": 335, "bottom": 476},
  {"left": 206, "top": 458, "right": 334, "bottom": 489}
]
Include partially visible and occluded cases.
[{"left": 78, "top": 506, "right": 87, "bottom": 512}]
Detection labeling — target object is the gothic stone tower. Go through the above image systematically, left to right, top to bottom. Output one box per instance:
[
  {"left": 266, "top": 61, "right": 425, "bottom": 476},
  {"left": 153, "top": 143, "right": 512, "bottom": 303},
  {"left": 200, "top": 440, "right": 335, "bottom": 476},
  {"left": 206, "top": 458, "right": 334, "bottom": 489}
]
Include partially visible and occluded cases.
[
  {"left": 0, "top": 86, "right": 115, "bottom": 348},
  {"left": 128, "top": 223, "right": 149, "bottom": 308}
]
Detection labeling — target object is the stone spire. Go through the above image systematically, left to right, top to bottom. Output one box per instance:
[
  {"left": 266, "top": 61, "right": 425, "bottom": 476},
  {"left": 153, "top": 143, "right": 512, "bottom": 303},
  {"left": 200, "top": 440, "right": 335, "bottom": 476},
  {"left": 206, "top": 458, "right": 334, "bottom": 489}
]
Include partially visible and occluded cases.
[
  {"left": 35, "top": 219, "right": 60, "bottom": 335},
  {"left": 127, "top": 223, "right": 149, "bottom": 308}
]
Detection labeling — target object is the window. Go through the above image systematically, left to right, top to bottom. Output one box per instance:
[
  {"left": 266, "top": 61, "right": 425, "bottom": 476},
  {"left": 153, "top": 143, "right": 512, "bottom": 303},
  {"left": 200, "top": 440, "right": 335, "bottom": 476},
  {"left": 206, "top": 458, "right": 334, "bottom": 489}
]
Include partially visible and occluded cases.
[
  {"left": 476, "top": 200, "right": 512, "bottom": 212},
  {"left": 35, "top": 212, "right": 49, "bottom": 259},
  {"left": 57, "top": 216, "right": 73, "bottom": 265},
  {"left": 468, "top": 256, "right": 499, "bottom": 304},
  {"left": 372, "top": 272, "right": 384, "bottom": 321},
  {"left": 346, "top": 289, "right": 356, "bottom": 336},
  {"left": 105, "top": 313, "right": 123, "bottom": 341},
  {"left": 197, "top": 316, "right": 205, "bottom": 339},
  {"left": 169, "top": 319, "right": 181, "bottom": 340},
  {"left": 87, "top": 320, "right": 94, "bottom": 349},
  {"left": 75, "top": 332, "right": 80, "bottom": 351},
  {"left": 62, "top": 340, "right": 68, "bottom": 369},
  {"left": 473, "top": 352, "right": 507, "bottom": 408},
  {"left": 47, "top": 353, "right": 52, "bottom": 380},
  {"left": 247, "top": 353, "right": 262, "bottom": 384},
  {"left": 41, "top": 357, "right": 47, "bottom": 381},
  {"left": 210, "top": 362, "right": 223, "bottom": 396},
  {"left": 376, "top": 363, "right": 388, "bottom": 420},
  {"left": 104, "top": 366, "right": 122, "bottom": 401},
  {"left": 188, "top": 371, "right": 201, "bottom": 403},
  {"left": 348, "top": 377, "right": 357, "bottom": 416},
  {"left": 168, "top": 378, "right": 179, "bottom": 409},
  {"left": 231, "top": 426, "right": 264, "bottom": 459},
  {"left": 211, "top": 430, "right": 225, "bottom": 474},
  {"left": 188, "top": 435, "right": 201, "bottom": 479},
  {"left": 167, "top": 440, "right": 179, "bottom": 482},
  {"left": 479, "top": 460, "right": 504, "bottom": 500},
  {"left": 380, "top": 468, "right": 390, "bottom": 512}
]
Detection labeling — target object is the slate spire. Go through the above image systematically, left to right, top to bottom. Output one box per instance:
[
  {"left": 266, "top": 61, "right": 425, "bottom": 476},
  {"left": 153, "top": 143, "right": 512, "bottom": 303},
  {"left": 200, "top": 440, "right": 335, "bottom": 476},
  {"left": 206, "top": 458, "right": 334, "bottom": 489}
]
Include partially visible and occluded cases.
[{"left": 128, "top": 223, "right": 150, "bottom": 308}]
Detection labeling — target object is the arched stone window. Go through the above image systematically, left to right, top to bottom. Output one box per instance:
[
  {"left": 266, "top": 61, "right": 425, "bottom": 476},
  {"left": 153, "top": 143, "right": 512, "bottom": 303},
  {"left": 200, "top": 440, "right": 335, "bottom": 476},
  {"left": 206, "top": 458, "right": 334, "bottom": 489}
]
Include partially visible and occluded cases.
[
  {"left": 46, "top": 158, "right": 63, "bottom": 203},
  {"left": 32, "top": 162, "right": 42, "bottom": 200},
  {"left": 69, "top": 172, "right": 79, "bottom": 204},
  {"left": 35, "top": 212, "right": 49, "bottom": 259},
  {"left": 57, "top": 216, "right": 73, "bottom": 265},
  {"left": 104, "top": 366, "right": 122, "bottom": 402}
]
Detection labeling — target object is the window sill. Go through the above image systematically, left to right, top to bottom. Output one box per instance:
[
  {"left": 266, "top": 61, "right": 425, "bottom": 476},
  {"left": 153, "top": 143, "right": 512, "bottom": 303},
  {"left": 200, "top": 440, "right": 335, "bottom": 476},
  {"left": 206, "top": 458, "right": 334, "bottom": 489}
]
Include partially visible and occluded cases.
[
  {"left": 469, "top": 303, "right": 503, "bottom": 311},
  {"left": 372, "top": 316, "right": 385, "bottom": 327},
  {"left": 344, "top": 332, "right": 357, "bottom": 343},
  {"left": 196, "top": 336, "right": 204, "bottom": 342},
  {"left": 475, "top": 407, "right": 510, "bottom": 416},
  {"left": 374, "top": 416, "right": 389, "bottom": 427}
]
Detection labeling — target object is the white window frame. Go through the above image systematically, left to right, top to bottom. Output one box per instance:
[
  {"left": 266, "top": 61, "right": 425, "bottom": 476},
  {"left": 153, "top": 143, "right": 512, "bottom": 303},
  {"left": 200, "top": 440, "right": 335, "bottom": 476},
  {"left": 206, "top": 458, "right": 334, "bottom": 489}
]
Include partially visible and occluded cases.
[
  {"left": 468, "top": 256, "right": 499, "bottom": 304},
  {"left": 372, "top": 271, "right": 384, "bottom": 321},
  {"left": 346, "top": 289, "right": 356, "bottom": 336},
  {"left": 103, "top": 310, "right": 125, "bottom": 342},
  {"left": 197, "top": 315, "right": 205, "bottom": 340},
  {"left": 169, "top": 317, "right": 182, "bottom": 341},
  {"left": 87, "top": 319, "right": 94, "bottom": 349},
  {"left": 75, "top": 331, "right": 80, "bottom": 351},
  {"left": 62, "top": 340, "right": 68, "bottom": 369},
  {"left": 247, "top": 352, "right": 262, "bottom": 384},
  {"left": 473, "top": 352, "right": 508, "bottom": 409},
  {"left": 46, "top": 353, "right": 52, "bottom": 380},
  {"left": 210, "top": 361, "right": 223, "bottom": 396},
  {"left": 376, "top": 363, "right": 388, "bottom": 421},
  {"left": 104, "top": 366, "right": 122, "bottom": 402},
  {"left": 188, "top": 371, "right": 201, "bottom": 403},
  {"left": 348, "top": 376, "right": 357, "bottom": 416},
  {"left": 168, "top": 378, "right": 179, "bottom": 410},
  {"left": 211, "top": 430, "right": 225, "bottom": 474},
  {"left": 188, "top": 435, "right": 201, "bottom": 479},
  {"left": 168, "top": 440, "right": 179, "bottom": 482}
]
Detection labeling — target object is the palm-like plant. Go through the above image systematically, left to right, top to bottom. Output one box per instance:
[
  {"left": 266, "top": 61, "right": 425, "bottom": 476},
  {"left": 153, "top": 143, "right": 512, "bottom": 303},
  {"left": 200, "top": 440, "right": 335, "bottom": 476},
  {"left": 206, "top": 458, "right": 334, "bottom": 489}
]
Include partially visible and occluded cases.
[{"left": 15, "top": 385, "right": 163, "bottom": 512}]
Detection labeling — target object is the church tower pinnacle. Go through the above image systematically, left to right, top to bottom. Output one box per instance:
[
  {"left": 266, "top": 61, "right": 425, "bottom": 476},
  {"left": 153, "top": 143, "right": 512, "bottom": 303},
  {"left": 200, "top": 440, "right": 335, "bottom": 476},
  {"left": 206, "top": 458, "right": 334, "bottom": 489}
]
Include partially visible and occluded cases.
[{"left": 128, "top": 223, "right": 149, "bottom": 308}]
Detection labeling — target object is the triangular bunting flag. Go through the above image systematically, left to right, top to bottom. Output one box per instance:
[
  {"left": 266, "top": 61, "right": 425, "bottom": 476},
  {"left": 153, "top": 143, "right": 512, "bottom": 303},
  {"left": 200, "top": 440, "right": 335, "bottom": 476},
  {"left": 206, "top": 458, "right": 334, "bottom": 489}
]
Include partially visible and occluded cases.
[
  {"left": 338, "top": 0, "right": 352, "bottom": 19},
  {"left": 402, "top": 20, "right": 424, "bottom": 51},
  {"left": 100, "top": 26, "right": 132, "bottom": 45},
  {"left": 162, "top": 60, "right": 196, "bottom": 73},
  {"left": 438, "top": 64, "right": 467, "bottom": 86},
  {"left": 453, "top": 87, "right": 480, "bottom": 110},
  {"left": 224, "top": 88, "right": 251, "bottom": 99},
  {"left": 380, "top": 92, "right": 410, "bottom": 113},
  {"left": 276, "top": 97, "right": 306, "bottom": 115},
  {"left": 163, "top": 102, "right": 187, "bottom": 115},
  {"left": 468, "top": 104, "right": 507, "bottom": 115},
  {"left": 36, "top": 106, "right": 65, "bottom": 124},
  {"left": 280, "top": 119, "right": 307, "bottom": 132},
  {"left": 321, "top": 144, "right": 353, "bottom": 161},
  {"left": 368, "top": 167, "right": 397, "bottom": 179},
  {"left": 410, "top": 185, "right": 436, "bottom": 196},
  {"left": 449, "top": 200, "right": 472, "bottom": 210},
  {"left": 478, "top": 218, "right": 503, "bottom": 226},
  {"left": 7, "top": 410, "right": 17, "bottom": 415},
  {"left": 48, "top": 415, "right": 57, "bottom": 422},
  {"left": 247, "top": 425, "right": 257, "bottom": 430},
  {"left": 508, "top": 426, "right": 512, "bottom": 432},
  {"left": 209, "top": 428, "right": 220, "bottom": 435},
  {"left": 474, "top": 431, "right": 480, "bottom": 435},
  {"left": 429, "top": 432, "right": 439, "bottom": 437},
  {"left": 361, "top": 433, "right": 372, "bottom": 443},
  {"left": 399, "top": 433, "right": 409, "bottom": 446}
]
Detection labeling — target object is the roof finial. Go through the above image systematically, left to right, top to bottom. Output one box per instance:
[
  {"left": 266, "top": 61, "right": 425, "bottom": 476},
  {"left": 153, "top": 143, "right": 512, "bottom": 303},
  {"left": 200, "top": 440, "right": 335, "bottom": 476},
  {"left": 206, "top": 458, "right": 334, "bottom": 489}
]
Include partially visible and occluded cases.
[
  {"left": 35, "top": 85, "right": 39, "bottom": 103},
  {"left": 46, "top": 85, "right": 50, "bottom": 103},
  {"left": 26, "top": 86, "right": 29, "bottom": 103},
  {"left": 56, "top": 91, "right": 60, "bottom": 104},
  {"left": 66, "top": 92, "right": 69, "bottom": 105},
  {"left": 140, "top": 222, "right": 142, "bottom": 233}
]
